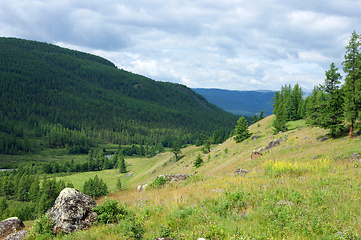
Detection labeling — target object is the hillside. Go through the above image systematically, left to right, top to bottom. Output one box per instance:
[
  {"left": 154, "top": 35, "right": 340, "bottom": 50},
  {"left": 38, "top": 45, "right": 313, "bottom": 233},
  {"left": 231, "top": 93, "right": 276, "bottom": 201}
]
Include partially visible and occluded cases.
[
  {"left": 0, "top": 37, "right": 243, "bottom": 155},
  {"left": 193, "top": 88, "right": 275, "bottom": 116},
  {"left": 43, "top": 116, "right": 361, "bottom": 239}
]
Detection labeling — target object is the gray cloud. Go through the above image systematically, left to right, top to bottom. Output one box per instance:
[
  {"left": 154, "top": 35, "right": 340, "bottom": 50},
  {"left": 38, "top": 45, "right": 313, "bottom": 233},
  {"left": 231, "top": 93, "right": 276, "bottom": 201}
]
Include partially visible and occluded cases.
[{"left": 1, "top": 0, "right": 360, "bottom": 91}]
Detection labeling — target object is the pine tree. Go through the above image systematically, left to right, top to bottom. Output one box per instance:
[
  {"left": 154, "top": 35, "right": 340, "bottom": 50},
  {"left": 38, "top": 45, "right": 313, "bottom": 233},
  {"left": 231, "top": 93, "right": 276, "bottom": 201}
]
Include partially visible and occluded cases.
[
  {"left": 342, "top": 31, "right": 361, "bottom": 138},
  {"left": 318, "top": 62, "right": 344, "bottom": 137},
  {"left": 234, "top": 116, "right": 251, "bottom": 143},
  {"left": 171, "top": 141, "right": 182, "bottom": 161},
  {"left": 118, "top": 152, "right": 127, "bottom": 173},
  {"left": 194, "top": 154, "right": 204, "bottom": 168}
]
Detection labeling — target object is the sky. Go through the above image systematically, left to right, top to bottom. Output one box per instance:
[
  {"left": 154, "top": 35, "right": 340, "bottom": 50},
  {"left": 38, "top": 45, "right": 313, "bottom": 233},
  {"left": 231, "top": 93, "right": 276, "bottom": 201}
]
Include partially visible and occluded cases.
[{"left": 1, "top": 0, "right": 361, "bottom": 91}]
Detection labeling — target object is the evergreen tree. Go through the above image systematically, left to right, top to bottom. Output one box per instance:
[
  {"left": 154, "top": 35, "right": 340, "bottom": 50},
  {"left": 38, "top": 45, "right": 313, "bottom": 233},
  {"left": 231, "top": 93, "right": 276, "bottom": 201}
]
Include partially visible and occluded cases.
[
  {"left": 342, "top": 31, "right": 361, "bottom": 138},
  {"left": 317, "top": 62, "right": 344, "bottom": 137},
  {"left": 258, "top": 111, "right": 264, "bottom": 121},
  {"left": 234, "top": 116, "right": 251, "bottom": 143},
  {"left": 171, "top": 141, "right": 182, "bottom": 161},
  {"left": 118, "top": 152, "right": 127, "bottom": 173},
  {"left": 194, "top": 154, "right": 204, "bottom": 168},
  {"left": 116, "top": 177, "right": 122, "bottom": 190}
]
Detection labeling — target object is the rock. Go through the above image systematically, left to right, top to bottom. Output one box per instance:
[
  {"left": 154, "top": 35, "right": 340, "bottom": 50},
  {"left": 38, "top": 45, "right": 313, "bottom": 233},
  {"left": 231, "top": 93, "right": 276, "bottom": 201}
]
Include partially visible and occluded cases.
[
  {"left": 265, "top": 125, "right": 271, "bottom": 129},
  {"left": 252, "top": 135, "right": 259, "bottom": 141},
  {"left": 319, "top": 137, "right": 329, "bottom": 142},
  {"left": 341, "top": 138, "right": 348, "bottom": 141},
  {"left": 268, "top": 139, "right": 280, "bottom": 148},
  {"left": 251, "top": 151, "right": 262, "bottom": 160},
  {"left": 351, "top": 153, "right": 360, "bottom": 161},
  {"left": 234, "top": 169, "right": 249, "bottom": 176},
  {"left": 158, "top": 174, "right": 192, "bottom": 182},
  {"left": 137, "top": 184, "right": 148, "bottom": 192},
  {"left": 47, "top": 188, "right": 97, "bottom": 234},
  {"left": 276, "top": 200, "right": 294, "bottom": 206},
  {"left": 0, "top": 218, "right": 25, "bottom": 238},
  {"left": 4, "top": 230, "right": 28, "bottom": 240},
  {"left": 155, "top": 238, "right": 173, "bottom": 240}
]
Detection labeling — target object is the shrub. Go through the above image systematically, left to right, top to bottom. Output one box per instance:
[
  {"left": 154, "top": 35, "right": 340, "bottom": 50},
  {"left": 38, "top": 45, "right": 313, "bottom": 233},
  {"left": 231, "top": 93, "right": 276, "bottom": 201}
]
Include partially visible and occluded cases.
[
  {"left": 194, "top": 154, "right": 204, "bottom": 168},
  {"left": 150, "top": 176, "right": 169, "bottom": 188},
  {"left": 93, "top": 199, "right": 127, "bottom": 224}
]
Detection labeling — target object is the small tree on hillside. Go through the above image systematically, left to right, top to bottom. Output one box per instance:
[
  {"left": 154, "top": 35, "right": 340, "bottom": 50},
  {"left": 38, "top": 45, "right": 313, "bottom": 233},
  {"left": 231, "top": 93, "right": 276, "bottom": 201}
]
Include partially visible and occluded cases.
[
  {"left": 234, "top": 116, "right": 251, "bottom": 143},
  {"left": 172, "top": 141, "right": 182, "bottom": 161},
  {"left": 194, "top": 154, "right": 204, "bottom": 168}
]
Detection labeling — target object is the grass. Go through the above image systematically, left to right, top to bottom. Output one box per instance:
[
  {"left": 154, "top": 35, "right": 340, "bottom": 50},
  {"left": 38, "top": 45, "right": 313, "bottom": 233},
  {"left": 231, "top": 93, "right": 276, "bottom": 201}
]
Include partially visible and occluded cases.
[{"left": 25, "top": 115, "right": 361, "bottom": 239}]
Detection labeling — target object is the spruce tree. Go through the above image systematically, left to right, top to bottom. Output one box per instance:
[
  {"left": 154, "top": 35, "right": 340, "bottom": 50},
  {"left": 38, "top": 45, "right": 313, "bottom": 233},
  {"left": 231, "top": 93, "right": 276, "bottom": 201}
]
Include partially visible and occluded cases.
[
  {"left": 342, "top": 31, "right": 361, "bottom": 138},
  {"left": 318, "top": 62, "right": 344, "bottom": 137},
  {"left": 234, "top": 116, "right": 251, "bottom": 143},
  {"left": 118, "top": 152, "right": 127, "bottom": 173}
]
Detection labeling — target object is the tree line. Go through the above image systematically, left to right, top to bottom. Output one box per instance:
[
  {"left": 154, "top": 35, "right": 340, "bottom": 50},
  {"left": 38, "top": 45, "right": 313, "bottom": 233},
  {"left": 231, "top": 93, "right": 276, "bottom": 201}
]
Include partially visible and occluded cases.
[{"left": 272, "top": 31, "right": 361, "bottom": 137}]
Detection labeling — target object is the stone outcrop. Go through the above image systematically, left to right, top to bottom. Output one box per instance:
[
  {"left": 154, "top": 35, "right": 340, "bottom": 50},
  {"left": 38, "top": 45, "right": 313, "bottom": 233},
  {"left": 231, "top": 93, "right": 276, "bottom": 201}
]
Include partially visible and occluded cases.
[
  {"left": 252, "top": 135, "right": 259, "bottom": 141},
  {"left": 259, "top": 139, "right": 282, "bottom": 152},
  {"left": 251, "top": 151, "right": 262, "bottom": 160},
  {"left": 234, "top": 169, "right": 250, "bottom": 176},
  {"left": 159, "top": 174, "right": 192, "bottom": 182},
  {"left": 47, "top": 188, "right": 97, "bottom": 234},
  {"left": 0, "top": 217, "right": 25, "bottom": 238}
]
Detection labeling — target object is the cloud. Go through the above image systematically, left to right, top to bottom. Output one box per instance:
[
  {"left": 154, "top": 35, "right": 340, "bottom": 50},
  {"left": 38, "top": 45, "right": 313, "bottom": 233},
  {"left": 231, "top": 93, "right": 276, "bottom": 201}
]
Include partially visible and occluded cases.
[{"left": 1, "top": 0, "right": 360, "bottom": 91}]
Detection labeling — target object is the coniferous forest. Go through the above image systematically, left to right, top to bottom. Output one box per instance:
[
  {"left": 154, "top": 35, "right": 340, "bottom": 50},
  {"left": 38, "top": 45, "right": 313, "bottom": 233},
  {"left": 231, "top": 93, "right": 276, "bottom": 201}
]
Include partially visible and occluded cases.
[{"left": 0, "top": 37, "right": 249, "bottom": 157}]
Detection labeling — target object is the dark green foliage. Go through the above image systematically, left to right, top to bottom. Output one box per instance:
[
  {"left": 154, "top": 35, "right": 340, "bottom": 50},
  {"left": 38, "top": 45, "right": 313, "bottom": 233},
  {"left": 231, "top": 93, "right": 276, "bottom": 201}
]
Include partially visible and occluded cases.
[
  {"left": 342, "top": 31, "right": 361, "bottom": 138},
  {"left": 0, "top": 37, "right": 239, "bottom": 153},
  {"left": 315, "top": 63, "right": 344, "bottom": 137},
  {"left": 272, "top": 84, "right": 304, "bottom": 133},
  {"left": 234, "top": 116, "right": 251, "bottom": 143},
  {"left": 172, "top": 141, "right": 182, "bottom": 161},
  {"left": 194, "top": 154, "right": 204, "bottom": 168},
  {"left": 83, "top": 175, "right": 108, "bottom": 199},
  {"left": 93, "top": 199, "right": 127, "bottom": 224},
  {"left": 33, "top": 214, "right": 55, "bottom": 237}
]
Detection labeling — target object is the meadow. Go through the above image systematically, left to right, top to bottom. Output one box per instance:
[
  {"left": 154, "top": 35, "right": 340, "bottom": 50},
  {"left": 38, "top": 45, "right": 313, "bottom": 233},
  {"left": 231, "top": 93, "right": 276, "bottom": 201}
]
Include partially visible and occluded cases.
[{"left": 27, "top": 116, "right": 361, "bottom": 239}]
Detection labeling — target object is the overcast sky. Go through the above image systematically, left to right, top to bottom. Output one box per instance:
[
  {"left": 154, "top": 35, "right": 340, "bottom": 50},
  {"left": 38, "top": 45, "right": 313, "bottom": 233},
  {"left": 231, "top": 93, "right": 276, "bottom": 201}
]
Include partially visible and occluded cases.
[{"left": 1, "top": 0, "right": 360, "bottom": 91}]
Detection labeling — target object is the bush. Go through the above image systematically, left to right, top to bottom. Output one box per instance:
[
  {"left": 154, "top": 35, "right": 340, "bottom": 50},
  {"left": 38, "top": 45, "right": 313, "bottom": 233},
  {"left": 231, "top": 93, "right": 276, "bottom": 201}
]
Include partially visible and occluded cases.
[
  {"left": 150, "top": 176, "right": 169, "bottom": 188},
  {"left": 93, "top": 199, "right": 127, "bottom": 224}
]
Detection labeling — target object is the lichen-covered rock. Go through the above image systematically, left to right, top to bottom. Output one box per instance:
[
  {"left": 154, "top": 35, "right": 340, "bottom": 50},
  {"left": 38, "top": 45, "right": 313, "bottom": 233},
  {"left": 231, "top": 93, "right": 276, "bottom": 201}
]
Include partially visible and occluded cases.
[
  {"left": 251, "top": 151, "right": 262, "bottom": 160},
  {"left": 234, "top": 169, "right": 250, "bottom": 176},
  {"left": 46, "top": 188, "right": 97, "bottom": 234},
  {"left": 0, "top": 217, "right": 25, "bottom": 238},
  {"left": 4, "top": 230, "right": 28, "bottom": 240}
]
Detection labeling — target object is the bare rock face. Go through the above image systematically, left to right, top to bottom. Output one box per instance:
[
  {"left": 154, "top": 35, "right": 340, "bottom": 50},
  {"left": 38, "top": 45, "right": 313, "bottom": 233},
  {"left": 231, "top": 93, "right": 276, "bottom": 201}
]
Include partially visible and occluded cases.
[
  {"left": 47, "top": 188, "right": 97, "bottom": 234},
  {"left": 0, "top": 217, "right": 25, "bottom": 238}
]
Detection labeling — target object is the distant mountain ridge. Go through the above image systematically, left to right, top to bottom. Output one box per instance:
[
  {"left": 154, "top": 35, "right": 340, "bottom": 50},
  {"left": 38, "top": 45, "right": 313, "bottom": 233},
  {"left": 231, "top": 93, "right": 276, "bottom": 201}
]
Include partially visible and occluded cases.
[{"left": 193, "top": 88, "right": 275, "bottom": 116}]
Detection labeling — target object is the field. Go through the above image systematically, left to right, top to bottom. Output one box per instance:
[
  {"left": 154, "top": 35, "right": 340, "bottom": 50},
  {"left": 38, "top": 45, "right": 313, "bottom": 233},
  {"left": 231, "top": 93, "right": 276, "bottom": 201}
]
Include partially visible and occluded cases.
[{"left": 25, "top": 115, "right": 361, "bottom": 239}]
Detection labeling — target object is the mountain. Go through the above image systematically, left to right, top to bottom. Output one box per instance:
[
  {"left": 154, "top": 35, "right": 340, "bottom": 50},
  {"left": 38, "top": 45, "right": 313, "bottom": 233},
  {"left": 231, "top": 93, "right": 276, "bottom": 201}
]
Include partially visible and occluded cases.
[
  {"left": 0, "top": 37, "right": 244, "bottom": 154},
  {"left": 193, "top": 88, "right": 275, "bottom": 116}
]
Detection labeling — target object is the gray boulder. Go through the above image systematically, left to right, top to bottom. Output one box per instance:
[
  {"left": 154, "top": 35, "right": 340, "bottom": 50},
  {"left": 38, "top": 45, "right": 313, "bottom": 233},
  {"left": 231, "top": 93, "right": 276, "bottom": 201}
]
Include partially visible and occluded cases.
[
  {"left": 234, "top": 169, "right": 250, "bottom": 176},
  {"left": 47, "top": 188, "right": 97, "bottom": 234},
  {"left": 0, "top": 217, "right": 25, "bottom": 238},
  {"left": 4, "top": 230, "right": 28, "bottom": 240}
]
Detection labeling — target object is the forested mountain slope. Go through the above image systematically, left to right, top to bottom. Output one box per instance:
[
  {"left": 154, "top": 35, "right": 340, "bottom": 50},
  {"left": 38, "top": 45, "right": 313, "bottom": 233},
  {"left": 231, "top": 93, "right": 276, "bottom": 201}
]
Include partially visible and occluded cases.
[
  {"left": 0, "top": 37, "right": 242, "bottom": 153},
  {"left": 193, "top": 88, "right": 274, "bottom": 116}
]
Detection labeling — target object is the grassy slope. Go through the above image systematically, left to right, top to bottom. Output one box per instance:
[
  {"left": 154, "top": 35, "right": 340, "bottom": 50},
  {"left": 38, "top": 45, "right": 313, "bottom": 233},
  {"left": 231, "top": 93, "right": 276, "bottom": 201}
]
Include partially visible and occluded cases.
[{"left": 52, "top": 116, "right": 361, "bottom": 239}]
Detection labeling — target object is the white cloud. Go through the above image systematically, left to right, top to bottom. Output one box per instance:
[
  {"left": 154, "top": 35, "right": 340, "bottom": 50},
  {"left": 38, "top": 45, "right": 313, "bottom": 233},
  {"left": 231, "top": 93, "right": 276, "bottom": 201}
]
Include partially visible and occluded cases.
[{"left": 1, "top": 0, "right": 360, "bottom": 91}]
